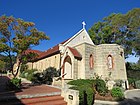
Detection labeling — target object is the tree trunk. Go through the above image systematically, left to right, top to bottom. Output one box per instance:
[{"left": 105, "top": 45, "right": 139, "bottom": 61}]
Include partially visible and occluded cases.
[
  {"left": 8, "top": 52, "right": 13, "bottom": 72},
  {"left": 12, "top": 55, "right": 21, "bottom": 77}
]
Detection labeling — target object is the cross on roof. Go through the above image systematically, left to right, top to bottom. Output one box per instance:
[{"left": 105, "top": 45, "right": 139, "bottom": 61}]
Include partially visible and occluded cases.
[{"left": 82, "top": 21, "right": 86, "bottom": 29}]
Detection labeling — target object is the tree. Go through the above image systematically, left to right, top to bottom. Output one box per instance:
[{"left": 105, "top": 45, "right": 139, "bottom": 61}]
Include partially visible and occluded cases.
[
  {"left": 89, "top": 8, "right": 140, "bottom": 58},
  {"left": 0, "top": 15, "right": 49, "bottom": 77},
  {"left": 0, "top": 60, "right": 5, "bottom": 72}
]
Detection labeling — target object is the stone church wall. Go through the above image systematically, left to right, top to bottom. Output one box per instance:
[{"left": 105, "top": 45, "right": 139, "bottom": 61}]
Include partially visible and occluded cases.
[
  {"left": 74, "top": 43, "right": 86, "bottom": 79},
  {"left": 74, "top": 43, "right": 96, "bottom": 79},
  {"left": 84, "top": 43, "right": 96, "bottom": 79},
  {"left": 95, "top": 44, "right": 127, "bottom": 80},
  {"left": 27, "top": 53, "right": 61, "bottom": 71}
]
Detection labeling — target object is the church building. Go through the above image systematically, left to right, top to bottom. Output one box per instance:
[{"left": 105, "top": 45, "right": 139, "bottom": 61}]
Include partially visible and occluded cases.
[{"left": 26, "top": 24, "right": 127, "bottom": 82}]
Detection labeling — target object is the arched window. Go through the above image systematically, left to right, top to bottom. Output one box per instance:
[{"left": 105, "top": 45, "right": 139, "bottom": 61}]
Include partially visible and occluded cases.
[
  {"left": 89, "top": 54, "right": 94, "bottom": 69},
  {"left": 107, "top": 55, "right": 113, "bottom": 69}
]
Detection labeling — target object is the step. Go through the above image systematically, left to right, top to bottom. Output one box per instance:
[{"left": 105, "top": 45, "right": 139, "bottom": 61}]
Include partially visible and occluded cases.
[
  {"left": 0, "top": 95, "right": 67, "bottom": 105},
  {"left": 21, "top": 95, "right": 64, "bottom": 104},
  {"left": 29, "top": 100, "right": 67, "bottom": 105},
  {"left": 47, "top": 100, "right": 67, "bottom": 105}
]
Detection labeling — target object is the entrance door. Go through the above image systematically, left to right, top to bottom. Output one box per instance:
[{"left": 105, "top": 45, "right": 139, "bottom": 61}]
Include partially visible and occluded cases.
[{"left": 63, "top": 56, "right": 72, "bottom": 79}]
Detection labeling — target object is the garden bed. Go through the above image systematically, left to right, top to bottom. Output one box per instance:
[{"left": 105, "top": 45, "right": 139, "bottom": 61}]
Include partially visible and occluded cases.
[{"left": 95, "top": 93, "right": 114, "bottom": 101}]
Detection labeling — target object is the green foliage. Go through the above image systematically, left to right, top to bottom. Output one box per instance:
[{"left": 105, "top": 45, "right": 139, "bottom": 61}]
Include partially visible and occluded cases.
[
  {"left": 89, "top": 8, "right": 140, "bottom": 58},
  {"left": 0, "top": 15, "right": 49, "bottom": 77},
  {"left": 0, "top": 59, "right": 5, "bottom": 72},
  {"left": 126, "top": 62, "right": 140, "bottom": 71},
  {"left": 20, "top": 64, "right": 28, "bottom": 73},
  {"left": 31, "top": 67, "right": 59, "bottom": 85},
  {"left": 20, "top": 69, "right": 37, "bottom": 81},
  {"left": 127, "top": 70, "right": 140, "bottom": 80},
  {"left": 7, "top": 78, "right": 21, "bottom": 90},
  {"left": 128, "top": 78, "right": 137, "bottom": 85},
  {"left": 68, "top": 79, "right": 108, "bottom": 105},
  {"left": 68, "top": 79, "right": 94, "bottom": 105},
  {"left": 68, "top": 79, "right": 95, "bottom": 86},
  {"left": 95, "top": 79, "right": 108, "bottom": 96},
  {"left": 114, "top": 80, "right": 124, "bottom": 87},
  {"left": 135, "top": 80, "right": 140, "bottom": 89},
  {"left": 111, "top": 87, "right": 124, "bottom": 100}
]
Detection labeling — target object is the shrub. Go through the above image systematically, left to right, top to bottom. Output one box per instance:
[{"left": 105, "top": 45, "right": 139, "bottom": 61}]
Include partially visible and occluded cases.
[
  {"left": 20, "top": 64, "right": 28, "bottom": 73},
  {"left": 31, "top": 67, "right": 60, "bottom": 85},
  {"left": 20, "top": 69, "right": 37, "bottom": 81},
  {"left": 31, "top": 72, "right": 44, "bottom": 84},
  {"left": 7, "top": 78, "right": 21, "bottom": 90},
  {"left": 68, "top": 78, "right": 108, "bottom": 104},
  {"left": 128, "top": 78, "right": 135, "bottom": 85},
  {"left": 68, "top": 79, "right": 97, "bottom": 105},
  {"left": 68, "top": 79, "right": 95, "bottom": 86},
  {"left": 95, "top": 79, "right": 108, "bottom": 96},
  {"left": 114, "top": 80, "right": 124, "bottom": 87},
  {"left": 135, "top": 80, "right": 140, "bottom": 89},
  {"left": 69, "top": 84, "right": 94, "bottom": 105},
  {"left": 111, "top": 87, "right": 124, "bottom": 100}
]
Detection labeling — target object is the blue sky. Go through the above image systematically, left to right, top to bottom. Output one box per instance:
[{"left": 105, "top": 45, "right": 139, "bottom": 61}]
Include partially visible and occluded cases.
[{"left": 0, "top": 0, "right": 139, "bottom": 62}]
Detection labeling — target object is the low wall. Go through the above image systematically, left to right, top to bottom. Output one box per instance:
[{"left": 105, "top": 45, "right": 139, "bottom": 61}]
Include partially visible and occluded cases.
[{"left": 61, "top": 81, "right": 79, "bottom": 105}]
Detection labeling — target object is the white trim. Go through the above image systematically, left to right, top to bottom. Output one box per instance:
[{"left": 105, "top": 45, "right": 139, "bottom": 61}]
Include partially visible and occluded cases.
[{"left": 63, "top": 28, "right": 85, "bottom": 46}]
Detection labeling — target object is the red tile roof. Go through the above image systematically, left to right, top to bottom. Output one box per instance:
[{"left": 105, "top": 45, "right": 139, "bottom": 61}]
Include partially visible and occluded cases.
[
  {"left": 24, "top": 38, "right": 82, "bottom": 61},
  {"left": 39, "top": 45, "right": 59, "bottom": 59},
  {"left": 68, "top": 47, "right": 82, "bottom": 60},
  {"left": 24, "top": 49, "right": 43, "bottom": 55}
]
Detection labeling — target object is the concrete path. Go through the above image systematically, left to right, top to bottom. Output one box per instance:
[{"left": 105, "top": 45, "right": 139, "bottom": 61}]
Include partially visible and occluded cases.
[
  {"left": 0, "top": 76, "right": 61, "bottom": 99},
  {"left": 125, "top": 89, "right": 140, "bottom": 105}
]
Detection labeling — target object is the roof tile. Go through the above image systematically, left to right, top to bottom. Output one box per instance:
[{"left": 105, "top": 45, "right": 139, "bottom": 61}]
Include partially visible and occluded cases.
[{"left": 68, "top": 47, "right": 82, "bottom": 60}]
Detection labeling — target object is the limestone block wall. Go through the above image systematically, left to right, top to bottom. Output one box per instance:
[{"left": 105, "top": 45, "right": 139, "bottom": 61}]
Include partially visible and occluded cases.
[
  {"left": 74, "top": 43, "right": 86, "bottom": 79},
  {"left": 84, "top": 43, "right": 96, "bottom": 79},
  {"left": 95, "top": 44, "right": 127, "bottom": 80},
  {"left": 27, "top": 53, "right": 61, "bottom": 71},
  {"left": 26, "top": 62, "right": 33, "bottom": 70}
]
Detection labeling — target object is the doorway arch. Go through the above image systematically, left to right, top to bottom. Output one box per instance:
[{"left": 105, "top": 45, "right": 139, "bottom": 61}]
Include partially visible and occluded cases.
[{"left": 62, "top": 56, "right": 72, "bottom": 79}]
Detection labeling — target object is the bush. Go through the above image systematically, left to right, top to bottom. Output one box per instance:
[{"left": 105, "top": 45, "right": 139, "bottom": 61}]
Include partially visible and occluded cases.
[
  {"left": 20, "top": 64, "right": 28, "bottom": 73},
  {"left": 31, "top": 67, "right": 60, "bottom": 85},
  {"left": 20, "top": 69, "right": 37, "bottom": 81},
  {"left": 127, "top": 70, "right": 140, "bottom": 80},
  {"left": 7, "top": 78, "right": 21, "bottom": 90},
  {"left": 128, "top": 78, "right": 135, "bottom": 85},
  {"left": 68, "top": 79, "right": 102, "bottom": 105},
  {"left": 68, "top": 79, "right": 109, "bottom": 104},
  {"left": 68, "top": 79, "right": 95, "bottom": 86},
  {"left": 95, "top": 79, "right": 108, "bottom": 96},
  {"left": 114, "top": 80, "right": 124, "bottom": 87},
  {"left": 135, "top": 80, "right": 140, "bottom": 89},
  {"left": 111, "top": 87, "right": 124, "bottom": 100}
]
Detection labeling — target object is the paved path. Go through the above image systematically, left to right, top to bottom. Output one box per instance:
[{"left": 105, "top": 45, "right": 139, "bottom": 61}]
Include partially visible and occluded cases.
[
  {"left": 0, "top": 76, "right": 61, "bottom": 99},
  {"left": 0, "top": 84, "right": 61, "bottom": 100},
  {"left": 125, "top": 89, "right": 140, "bottom": 105}
]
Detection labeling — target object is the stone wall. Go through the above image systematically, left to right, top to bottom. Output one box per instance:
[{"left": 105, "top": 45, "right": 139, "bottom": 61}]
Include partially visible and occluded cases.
[
  {"left": 74, "top": 43, "right": 86, "bottom": 79},
  {"left": 84, "top": 43, "right": 96, "bottom": 79},
  {"left": 95, "top": 44, "right": 127, "bottom": 80},
  {"left": 27, "top": 53, "right": 61, "bottom": 71},
  {"left": 61, "top": 81, "right": 79, "bottom": 105}
]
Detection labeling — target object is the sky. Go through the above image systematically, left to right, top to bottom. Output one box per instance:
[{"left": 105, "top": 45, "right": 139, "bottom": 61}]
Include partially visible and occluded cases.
[{"left": 0, "top": 0, "right": 139, "bottom": 62}]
